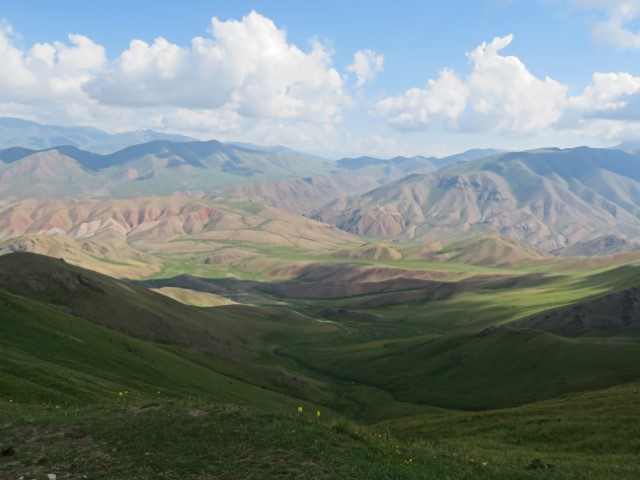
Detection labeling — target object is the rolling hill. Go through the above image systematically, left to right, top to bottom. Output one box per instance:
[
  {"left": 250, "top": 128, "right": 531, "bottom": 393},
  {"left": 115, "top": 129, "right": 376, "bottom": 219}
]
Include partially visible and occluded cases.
[
  {"left": 402, "top": 231, "right": 550, "bottom": 266},
  {"left": 0, "top": 233, "right": 161, "bottom": 278},
  {"left": 3, "top": 246, "right": 640, "bottom": 477},
  {"left": 0, "top": 252, "right": 340, "bottom": 400},
  {"left": 512, "top": 271, "right": 640, "bottom": 335}
]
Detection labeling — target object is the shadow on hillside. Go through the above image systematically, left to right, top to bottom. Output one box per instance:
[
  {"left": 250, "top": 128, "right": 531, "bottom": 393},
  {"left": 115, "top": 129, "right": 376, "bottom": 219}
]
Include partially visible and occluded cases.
[{"left": 134, "top": 267, "right": 556, "bottom": 308}]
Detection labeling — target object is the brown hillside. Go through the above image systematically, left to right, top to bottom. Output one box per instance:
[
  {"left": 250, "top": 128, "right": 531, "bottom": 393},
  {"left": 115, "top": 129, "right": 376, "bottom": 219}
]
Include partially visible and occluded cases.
[
  {"left": 0, "top": 196, "right": 360, "bottom": 253},
  {"left": 404, "top": 232, "right": 550, "bottom": 266},
  {"left": 0, "top": 234, "right": 160, "bottom": 278}
]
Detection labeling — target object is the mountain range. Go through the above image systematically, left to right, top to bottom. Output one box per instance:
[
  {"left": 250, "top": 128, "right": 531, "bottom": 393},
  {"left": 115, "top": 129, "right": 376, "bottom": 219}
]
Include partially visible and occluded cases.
[
  {"left": 0, "top": 117, "right": 197, "bottom": 154},
  {"left": 3, "top": 118, "right": 640, "bottom": 254},
  {"left": 312, "top": 147, "right": 640, "bottom": 251}
]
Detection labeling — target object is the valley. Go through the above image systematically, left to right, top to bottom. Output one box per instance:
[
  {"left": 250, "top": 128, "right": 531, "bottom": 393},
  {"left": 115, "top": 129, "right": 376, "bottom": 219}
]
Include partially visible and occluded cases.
[{"left": 2, "top": 125, "right": 640, "bottom": 479}]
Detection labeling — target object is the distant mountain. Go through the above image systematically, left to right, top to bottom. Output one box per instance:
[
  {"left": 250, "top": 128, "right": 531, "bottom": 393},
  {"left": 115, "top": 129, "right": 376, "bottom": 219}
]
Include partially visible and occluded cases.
[
  {"left": 0, "top": 117, "right": 196, "bottom": 153},
  {"left": 0, "top": 117, "right": 108, "bottom": 150},
  {"left": 89, "top": 129, "right": 196, "bottom": 154},
  {"left": 0, "top": 135, "right": 502, "bottom": 205},
  {"left": 0, "top": 139, "right": 334, "bottom": 199},
  {"left": 614, "top": 140, "right": 640, "bottom": 155},
  {"left": 226, "top": 142, "right": 329, "bottom": 161},
  {"left": 313, "top": 147, "right": 640, "bottom": 251},
  {"left": 438, "top": 148, "right": 505, "bottom": 165},
  {"left": 215, "top": 151, "right": 503, "bottom": 215},
  {"left": 334, "top": 155, "right": 436, "bottom": 173},
  {"left": 215, "top": 174, "right": 380, "bottom": 214},
  {"left": 553, "top": 234, "right": 640, "bottom": 256}
]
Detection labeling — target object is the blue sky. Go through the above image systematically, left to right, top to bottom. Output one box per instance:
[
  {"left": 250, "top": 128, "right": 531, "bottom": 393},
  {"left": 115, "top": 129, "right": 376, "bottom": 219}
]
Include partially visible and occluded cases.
[{"left": 1, "top": 1, "right": 640, "bottom": 157}]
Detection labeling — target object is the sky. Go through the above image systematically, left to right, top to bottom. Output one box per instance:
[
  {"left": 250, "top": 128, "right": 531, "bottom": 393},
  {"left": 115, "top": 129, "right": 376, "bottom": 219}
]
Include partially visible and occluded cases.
[{"left": 2, "top": 0, "right": 640, "bottom": 158}]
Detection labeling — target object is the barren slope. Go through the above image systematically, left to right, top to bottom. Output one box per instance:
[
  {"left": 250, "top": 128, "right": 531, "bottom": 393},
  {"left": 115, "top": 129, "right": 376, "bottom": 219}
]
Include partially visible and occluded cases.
[
  {"left": 313, "top": 147, "right": 640, "bottom": 251},
  {"left": 0, "top": 196, "right": 360, "bottom": 253}
]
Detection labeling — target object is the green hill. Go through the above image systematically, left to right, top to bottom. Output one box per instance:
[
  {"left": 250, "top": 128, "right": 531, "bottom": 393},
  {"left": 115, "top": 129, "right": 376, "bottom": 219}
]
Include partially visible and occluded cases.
[
  {"left": 0, "top": 252, "right": 341, "bottom": 404},
  {"left": 3, "top": 252, "right": 640, "bottom": 478},
  {"left": 289, "top": 326, "right": 640, "bottom": 410}
]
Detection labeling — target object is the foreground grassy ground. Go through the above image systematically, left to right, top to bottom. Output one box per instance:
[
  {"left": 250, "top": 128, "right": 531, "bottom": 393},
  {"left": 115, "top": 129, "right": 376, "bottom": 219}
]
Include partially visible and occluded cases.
[
  {"left": 387, "top": 380, "right": 640, "bottom": 480},
  {"left": 2, "top": 383, "right": 639, "bottom": 480},
  {"left": 0, "top": 400, "right": 472, "bottom": 480}
]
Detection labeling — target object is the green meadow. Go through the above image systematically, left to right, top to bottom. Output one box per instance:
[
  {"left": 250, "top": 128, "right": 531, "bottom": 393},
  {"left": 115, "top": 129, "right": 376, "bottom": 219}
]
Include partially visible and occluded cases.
[{"left": 2, "top": 249, "right": 640, "bottom": 479}]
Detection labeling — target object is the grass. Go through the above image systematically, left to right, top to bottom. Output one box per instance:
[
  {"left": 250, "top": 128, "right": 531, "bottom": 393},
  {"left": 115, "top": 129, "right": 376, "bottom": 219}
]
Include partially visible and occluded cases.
[
  {"left": 4, "top": 249, "right": 640, "bottom": 478},
  {"left": 0, "top": 289, "right": 296, "bottom": 408},
  {"left": 284, "top": 327, "right": 640, "bottom": 410},
  {"left": 386, "top": 380, "right": 640, "bottom": 480},
  {"left": 3, "top": 384, "right": 639, "bottom": 479},
  {"left": 2, "top": 401, "right": 404, "bottom": 480}
]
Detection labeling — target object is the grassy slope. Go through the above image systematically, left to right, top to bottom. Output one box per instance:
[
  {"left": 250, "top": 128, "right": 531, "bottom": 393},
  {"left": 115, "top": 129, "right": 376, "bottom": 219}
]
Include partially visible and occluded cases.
[
  {"left": 127, "top": 246, "right": 640, "bottom": 414},
  {"left": 4, "top": 250, "right": 640, "bottom": 477},
  {"left": 0, "top": 253, "right": 442, "bottom": 421},
  {"left": 0, "top": 289, "right": 292, "bottom": 408},
  {"left": 288, "top": 327, "right": 640, "bottom": 410},
  {"left": 385, "top": 380, "right": 640, "bottom": 480},
  {"left": 2, "top": 381, "right": 638, "bottom": 479},
  {"left": 0, "top": 400, "right": 532, "bottom": 480}
]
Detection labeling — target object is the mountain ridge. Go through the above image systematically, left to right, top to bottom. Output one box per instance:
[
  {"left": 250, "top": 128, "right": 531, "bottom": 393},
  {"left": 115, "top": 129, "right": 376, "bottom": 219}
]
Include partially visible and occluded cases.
[{"left": 313, "top": 146, "right": 640, "bottom": 251}]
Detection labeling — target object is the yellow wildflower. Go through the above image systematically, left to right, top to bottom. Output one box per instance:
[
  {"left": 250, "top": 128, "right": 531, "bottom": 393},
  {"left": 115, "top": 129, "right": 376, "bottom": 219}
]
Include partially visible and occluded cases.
[
  {"left": 297, "top": 406, "right": 303, "bottom": 413},
  {"left": 316, "top": 410, "right": 321, "bottom": 418}
]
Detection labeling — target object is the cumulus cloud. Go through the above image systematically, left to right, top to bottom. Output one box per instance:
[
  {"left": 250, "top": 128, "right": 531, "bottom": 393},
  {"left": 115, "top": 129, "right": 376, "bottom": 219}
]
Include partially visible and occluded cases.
[
  {"left": 578, "top": 0, "right": 640, "bottom": 49},
  {"left": 84, "top": 11, "right": 348, "bottom": 122},
  {"left": 0, "top": 12, "right": 376, "bottom": 154},
  {"left": 0, "top": 24, "right": 106, "bottom": 102},
  {"left": 377, "top": 35, "right": 567, "bottom": 133},
  {"left": 346, "top": 49, "right": 384, "bottom": 86},
  {"left": 376, "top": 68, "right": 468, "bottom": 131},
  {"left": 569, "top": 71, "right": 640, "bottom": 116}
]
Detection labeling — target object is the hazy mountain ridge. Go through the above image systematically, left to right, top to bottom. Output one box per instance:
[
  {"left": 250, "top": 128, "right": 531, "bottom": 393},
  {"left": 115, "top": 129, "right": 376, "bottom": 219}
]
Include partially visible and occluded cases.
[
  {"left": 0, "top": 117, "right": 196, "bottom": 154},
  {"left": 0, "top": 125, "right": 501, "bottom": 208},
  {"left": 0, "top": 140, "right": 335, "bottom": 199}
]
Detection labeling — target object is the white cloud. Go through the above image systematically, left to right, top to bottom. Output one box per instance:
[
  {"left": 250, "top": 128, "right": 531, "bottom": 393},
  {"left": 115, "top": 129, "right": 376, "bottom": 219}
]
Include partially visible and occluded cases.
[
  {"left": 578, "top": 0, "right": 640, "bottom": 49},
  {"left": 6, "top": 10, "right": 640, "bottom": 156},
  {"left": 84, "top": 11, "right": 348, "bottom": 122},
  {"left": 0, "top": 13, "right": 378, "bottom": 156},
  {"left": 0, "top": 24, "right": 106, "bottom": 103},
  {"left": 377, "top": 35, "right": 567, "bottom": 133},
  {"left": 346, "top": 49, "right": 384, "bottom": 86},
  {"left": 376, "top": 68, "right": 468, "bottom": 131},
  {"left": 569, "top": 71, "right": 640, "bottom": 113}
]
